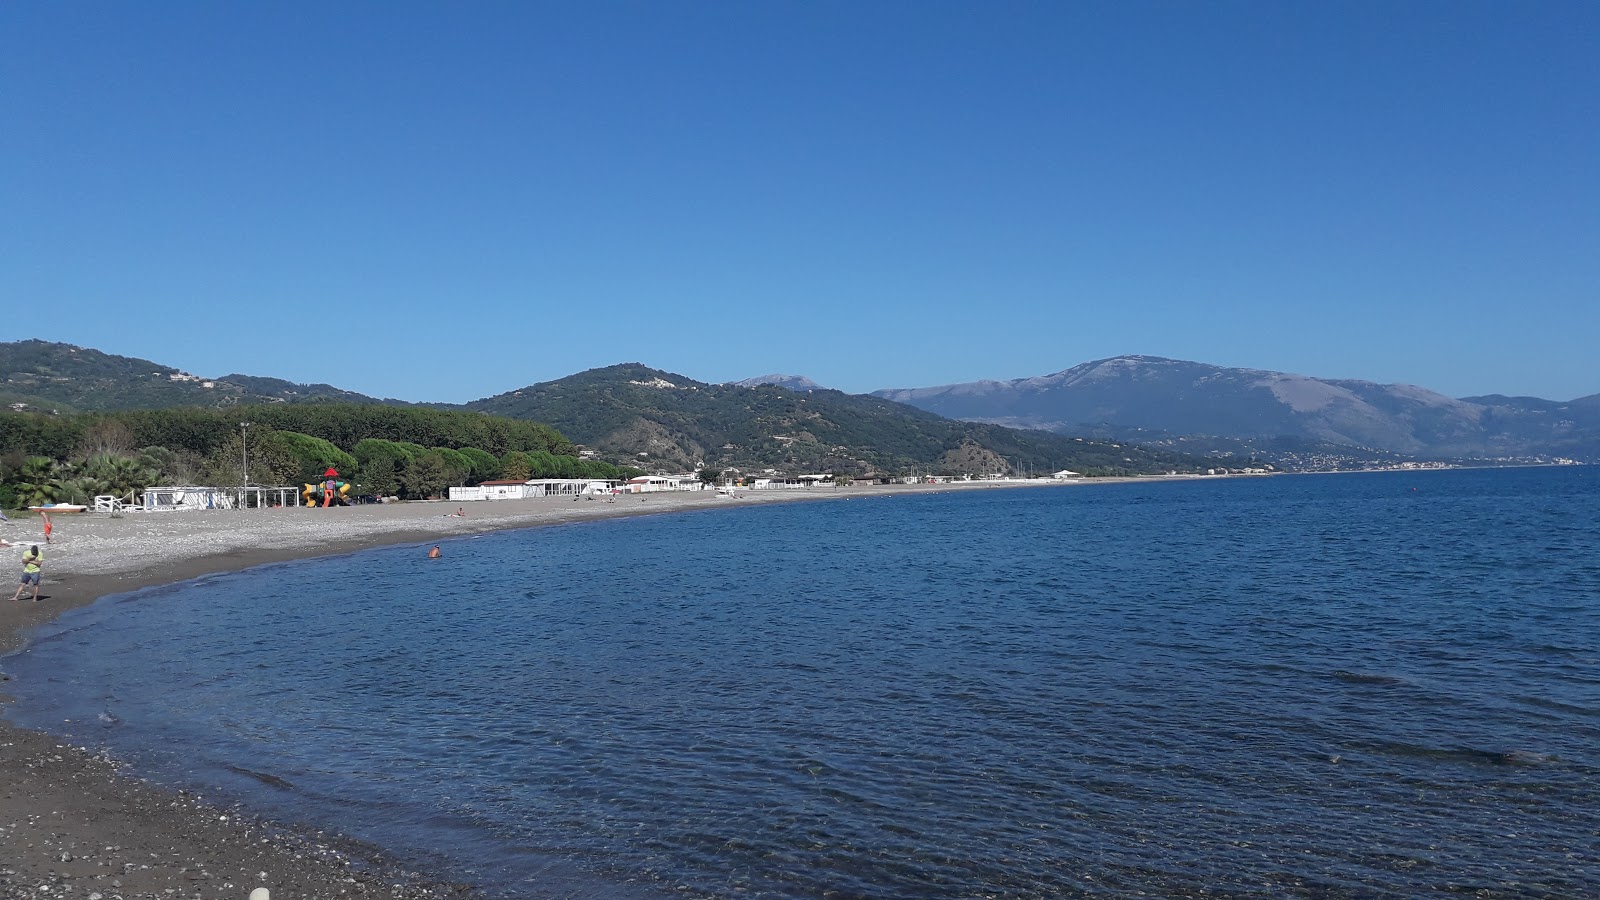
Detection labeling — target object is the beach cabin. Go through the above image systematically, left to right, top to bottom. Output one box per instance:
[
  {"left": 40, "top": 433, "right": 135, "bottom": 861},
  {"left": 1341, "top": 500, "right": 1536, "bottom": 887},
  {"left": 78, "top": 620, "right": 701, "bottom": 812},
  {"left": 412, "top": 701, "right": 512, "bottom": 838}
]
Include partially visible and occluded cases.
[
  {"left": 624, "top": 475, "right": 703, "bottom": 493},
  {"left": 742, "top": 477, "right": 825, "bottom": 490},
  {"left": 525, "top": 478, "right": 599, "bottom": 498},
  {"left": 455, "top": 479, "right": 623, "bottom": 500},
  {"left": 469, "top": 481, "right": 531, "bottom": 501}
]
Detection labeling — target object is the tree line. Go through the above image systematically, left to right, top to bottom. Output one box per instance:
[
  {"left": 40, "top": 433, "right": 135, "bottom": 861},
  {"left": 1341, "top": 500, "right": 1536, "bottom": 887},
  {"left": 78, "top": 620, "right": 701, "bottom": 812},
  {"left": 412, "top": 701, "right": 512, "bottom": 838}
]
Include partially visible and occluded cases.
[{"left": 0, "top": 403, "right": 642, "bottom": 509}]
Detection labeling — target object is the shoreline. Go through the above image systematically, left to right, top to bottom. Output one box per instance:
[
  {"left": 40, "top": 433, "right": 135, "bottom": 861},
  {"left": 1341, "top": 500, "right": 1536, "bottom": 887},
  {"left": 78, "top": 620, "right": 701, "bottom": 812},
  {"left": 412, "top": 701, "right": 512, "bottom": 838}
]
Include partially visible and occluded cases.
[{"left": 1, "top": 478, "right": 1115, "bottom": 899}]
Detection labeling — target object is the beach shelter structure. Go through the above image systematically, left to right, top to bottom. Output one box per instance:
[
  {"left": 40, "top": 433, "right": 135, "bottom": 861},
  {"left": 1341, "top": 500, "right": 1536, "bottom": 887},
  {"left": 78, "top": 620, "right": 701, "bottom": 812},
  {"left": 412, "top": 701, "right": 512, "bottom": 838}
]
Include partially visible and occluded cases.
[{"left": 142, "top": 486, "right": 235, "bottom": 511}]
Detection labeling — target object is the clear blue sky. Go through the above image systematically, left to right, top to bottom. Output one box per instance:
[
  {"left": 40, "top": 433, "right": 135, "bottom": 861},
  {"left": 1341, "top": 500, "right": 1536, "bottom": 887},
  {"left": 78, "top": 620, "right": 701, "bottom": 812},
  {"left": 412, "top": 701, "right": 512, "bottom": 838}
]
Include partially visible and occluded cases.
[{"left": 3, "top": 1, "right": 1596, "bottom": 402}]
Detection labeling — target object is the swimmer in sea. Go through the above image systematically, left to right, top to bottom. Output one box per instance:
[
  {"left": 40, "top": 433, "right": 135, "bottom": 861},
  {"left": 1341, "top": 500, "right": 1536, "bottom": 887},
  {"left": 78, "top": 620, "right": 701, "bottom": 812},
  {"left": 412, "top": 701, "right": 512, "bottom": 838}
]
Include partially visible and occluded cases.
[{"left": 427, "top": 546, "right": 441, "bottom": 559}]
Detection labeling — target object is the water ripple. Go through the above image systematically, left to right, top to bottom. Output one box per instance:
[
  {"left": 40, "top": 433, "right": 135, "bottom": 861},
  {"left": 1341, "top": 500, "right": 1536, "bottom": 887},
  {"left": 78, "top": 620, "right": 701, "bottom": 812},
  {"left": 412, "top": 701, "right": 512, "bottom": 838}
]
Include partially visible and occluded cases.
[{"left": 5, "top": 467, "right": 1599, "bottom": 898}]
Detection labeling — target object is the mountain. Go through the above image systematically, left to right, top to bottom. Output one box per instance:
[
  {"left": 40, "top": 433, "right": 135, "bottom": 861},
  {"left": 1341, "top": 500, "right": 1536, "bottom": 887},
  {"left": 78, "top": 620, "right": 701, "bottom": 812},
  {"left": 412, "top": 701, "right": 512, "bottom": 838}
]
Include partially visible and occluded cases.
[
  {"left": 0, "top": 339, "right": 404, "bottom": 412},
  {"left": 874, "top": 356, "right": 1600, "bottom": 463},
  {"left": 465, "top": 363, "right": 1206, "bottom": 476},
  {"left": 733, "top": 374, "right": 826, "bottom": 391}
]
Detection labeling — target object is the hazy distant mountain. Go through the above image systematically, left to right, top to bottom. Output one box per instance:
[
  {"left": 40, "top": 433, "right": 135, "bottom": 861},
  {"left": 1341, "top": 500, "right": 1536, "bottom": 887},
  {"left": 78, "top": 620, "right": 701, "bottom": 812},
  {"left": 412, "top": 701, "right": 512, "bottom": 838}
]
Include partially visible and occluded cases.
[
  {"left": 20, "top": 338, "right": 1587, "bottom": 471},
  {"left": 0, "top": 339, "right": 404, "bottom": 412},
  {"left": 3, "top": 341, "right": 1206, "bottom": 476},
  {"left": 875, "top": 356, "right": 1600, "bottom": 462},
  {"left": 466, "top": 363, "right": 1205, "bottom": 476},
  {"left": 732, "top": 374, "right": 826, "bottom": 391}
]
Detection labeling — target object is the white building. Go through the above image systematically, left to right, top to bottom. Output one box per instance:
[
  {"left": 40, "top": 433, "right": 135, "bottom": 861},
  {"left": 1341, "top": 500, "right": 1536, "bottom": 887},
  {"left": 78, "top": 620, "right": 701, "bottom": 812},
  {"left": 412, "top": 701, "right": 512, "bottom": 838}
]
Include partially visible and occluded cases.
[
  {"left": 624, "top": 475, "right": 704, "bottom": 493},
  {"left": 527, "top": 478, "right": 618, "bottom": 497},
  {"left": 451, "top": 479, "right": 620, "bottom": 500}
]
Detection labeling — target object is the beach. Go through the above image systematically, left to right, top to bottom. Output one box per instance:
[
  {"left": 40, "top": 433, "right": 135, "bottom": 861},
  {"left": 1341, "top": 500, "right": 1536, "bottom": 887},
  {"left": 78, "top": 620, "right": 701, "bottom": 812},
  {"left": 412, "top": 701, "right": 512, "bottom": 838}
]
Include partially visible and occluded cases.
[{"left": 0, "top": 480, "right": 1077, "bottom": 900}]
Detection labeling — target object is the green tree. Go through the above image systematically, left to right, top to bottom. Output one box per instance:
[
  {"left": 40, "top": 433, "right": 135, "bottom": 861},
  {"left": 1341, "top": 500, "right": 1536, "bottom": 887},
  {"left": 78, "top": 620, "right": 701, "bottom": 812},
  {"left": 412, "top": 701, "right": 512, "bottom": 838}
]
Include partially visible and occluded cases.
[
  {"left": 0, "top": 412, "right": 84, "bottom": 462},
  {"left": 76, "top": 418, "right": 137, "bottom": 458},
  {"left": 201, "top": 428, "right": 299, "bottom": 487},
  {"left": 270, "top": 432, "right": 358, "bottom": 484},
  {"left": 353, "top": 438, "right": 415, "bottom": 469},
  {"left": 353, "top": 438, "right": 414, "bottom": 495},
  {"left": 135, "top": 446, "right": 189, "bottom": 484},
  {"left": 431, "top": 447, "right": 472, "bottom": 486},
  {"left": 458, "top": 447, "right": 500, "bottom": 483},
  {"left": 526, "top": 450, "right": 558, "bottom": 479},
  {"left": 400, "top": 451, "right": 450, "bottom": 499},
  {"left": 500, "top": 451, "right": 532, "bottom": 482},
  {"left": 81, "top": 452, "right": 159, "bottom": 500},
  {"left": 355, "top": 454, "right": 399, "bottom": 497},
  {"left": 9, "top": 456, "right": 66, "bottom": 507},
  {"left": 697, "top": 468, "right": 722, "bottom": 485}
]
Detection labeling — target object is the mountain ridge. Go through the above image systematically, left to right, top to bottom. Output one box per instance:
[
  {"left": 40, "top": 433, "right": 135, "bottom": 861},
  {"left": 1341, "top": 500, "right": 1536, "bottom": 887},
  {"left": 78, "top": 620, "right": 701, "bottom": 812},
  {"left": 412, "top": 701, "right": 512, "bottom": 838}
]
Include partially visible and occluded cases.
[
  {"left": 0, "top": 339, "right": 409, "bottom": 412},
  {"left": 7, "top": 340, "right": 1595, "bottom": 468},
  {"left": 873, "top": 355, "right": 1599, "bottom": 462},
  {"left": 463, "top": 363, "right": 1205, "bottom": 476},
  {"left": 732, "top": 374, "right": 826, "bottom": 391}
]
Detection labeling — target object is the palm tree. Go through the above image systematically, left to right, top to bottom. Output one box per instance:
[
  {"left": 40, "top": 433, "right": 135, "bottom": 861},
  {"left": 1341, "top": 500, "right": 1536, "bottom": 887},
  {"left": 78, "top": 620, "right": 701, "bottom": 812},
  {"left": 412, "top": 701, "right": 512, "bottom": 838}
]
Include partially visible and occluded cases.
[
  {"left": 82, "top": 453, "right": 158, "bottom": 500},
  {"left": 11, "top": 457, "right": 67, "bottom": 508}
]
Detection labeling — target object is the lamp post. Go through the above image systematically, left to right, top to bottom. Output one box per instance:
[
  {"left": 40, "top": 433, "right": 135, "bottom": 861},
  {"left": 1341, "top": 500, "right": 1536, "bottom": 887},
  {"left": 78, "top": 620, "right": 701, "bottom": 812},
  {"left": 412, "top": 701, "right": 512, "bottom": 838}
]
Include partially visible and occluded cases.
[{"left": 240, "top": 422, "right": 251, "bottom": 495}]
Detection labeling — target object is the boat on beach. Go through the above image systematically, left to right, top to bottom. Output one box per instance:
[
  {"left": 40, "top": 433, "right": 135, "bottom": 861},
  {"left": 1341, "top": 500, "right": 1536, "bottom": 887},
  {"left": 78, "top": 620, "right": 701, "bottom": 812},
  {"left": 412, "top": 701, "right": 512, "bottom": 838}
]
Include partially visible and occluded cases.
[{"left": 27, "top": 503, "right": 89, "bottom": 513}]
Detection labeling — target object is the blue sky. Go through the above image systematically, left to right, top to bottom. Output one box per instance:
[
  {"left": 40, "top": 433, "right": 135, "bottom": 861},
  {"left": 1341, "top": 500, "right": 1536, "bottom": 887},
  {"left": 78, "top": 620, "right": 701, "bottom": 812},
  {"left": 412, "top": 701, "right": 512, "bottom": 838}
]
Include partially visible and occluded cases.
[{"left": 3, "top": 1, "right": 1596, "bottom": 403}]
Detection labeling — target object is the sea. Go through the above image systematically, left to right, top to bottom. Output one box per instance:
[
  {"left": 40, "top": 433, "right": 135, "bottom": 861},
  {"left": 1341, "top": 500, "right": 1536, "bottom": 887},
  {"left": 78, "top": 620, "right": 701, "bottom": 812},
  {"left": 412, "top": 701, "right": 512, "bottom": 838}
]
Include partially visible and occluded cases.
[{"left": 4, "top": 467, "right": 1598, "bottom": 898}]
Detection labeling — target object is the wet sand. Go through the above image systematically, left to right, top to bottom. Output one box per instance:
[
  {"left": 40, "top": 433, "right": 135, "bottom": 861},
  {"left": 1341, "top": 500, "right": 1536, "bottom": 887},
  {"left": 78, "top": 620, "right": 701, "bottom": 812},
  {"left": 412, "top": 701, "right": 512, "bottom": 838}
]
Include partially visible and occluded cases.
[{"left": 0, "top": 480, "right": 1118, "bottom": 899}]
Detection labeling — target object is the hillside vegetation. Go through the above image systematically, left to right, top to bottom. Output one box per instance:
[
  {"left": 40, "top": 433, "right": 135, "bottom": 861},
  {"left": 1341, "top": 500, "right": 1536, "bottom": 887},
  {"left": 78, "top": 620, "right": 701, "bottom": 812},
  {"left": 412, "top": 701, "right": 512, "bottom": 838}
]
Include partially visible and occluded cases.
[
  {"left": 0, "top": 339, "right": 397, "bottom": 411},
  {"left": 2, "top": 342, "right": 1215, "bottom": 491},
  {"left": 467, "top": 364, "right": 1207, "bottom": 477},
  {"left": 0, "top": 404, "right": 635, "bottom": 510}
]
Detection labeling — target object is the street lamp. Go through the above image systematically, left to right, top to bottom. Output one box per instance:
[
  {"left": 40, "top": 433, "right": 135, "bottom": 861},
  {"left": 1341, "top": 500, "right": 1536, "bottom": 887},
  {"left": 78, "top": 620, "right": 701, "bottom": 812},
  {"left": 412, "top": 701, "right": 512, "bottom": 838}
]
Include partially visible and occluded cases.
[{"left": 240, "top": 422, "right": 251, "bottom": 490}]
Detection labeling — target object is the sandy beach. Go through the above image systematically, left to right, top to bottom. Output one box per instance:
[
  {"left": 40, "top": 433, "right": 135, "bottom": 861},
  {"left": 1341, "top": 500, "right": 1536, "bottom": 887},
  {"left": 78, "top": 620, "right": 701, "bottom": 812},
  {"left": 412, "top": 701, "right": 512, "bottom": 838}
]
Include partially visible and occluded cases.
[{"left": 0, "top": 480, "right": 1098, "bottom": 900}]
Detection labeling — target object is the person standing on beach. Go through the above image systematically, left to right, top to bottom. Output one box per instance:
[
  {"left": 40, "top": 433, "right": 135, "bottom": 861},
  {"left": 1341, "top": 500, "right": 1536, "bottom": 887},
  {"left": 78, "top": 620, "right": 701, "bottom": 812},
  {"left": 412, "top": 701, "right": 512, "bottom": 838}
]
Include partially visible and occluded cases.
[
  {"left": 41, "top": 510, "right": 53, "bottom": 544},
  {"left": 11, "top": 545, "right": 42, "bottom": 602}
]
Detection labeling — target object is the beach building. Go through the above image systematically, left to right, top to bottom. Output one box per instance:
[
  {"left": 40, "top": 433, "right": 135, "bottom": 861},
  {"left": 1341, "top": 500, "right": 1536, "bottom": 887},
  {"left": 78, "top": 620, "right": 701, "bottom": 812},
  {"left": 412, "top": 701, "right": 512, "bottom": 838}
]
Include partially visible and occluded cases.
[
  {"left": 624, "top": 475, "right": 704, "bottom": 493},
  {"left": 745, "top": 476, "right": 835, "bottom": 490},
  {"left": 525, "top": 478, "right": 617, "bottom": 497},
  {"left": 448, "top": 479, "right": 619, "bottom": 501},
  {"left": 469, "top": 480, "right": 528, "bottom": 501},
  {"left": 142, "top": 484, "right": 301, "bottom": 511}
]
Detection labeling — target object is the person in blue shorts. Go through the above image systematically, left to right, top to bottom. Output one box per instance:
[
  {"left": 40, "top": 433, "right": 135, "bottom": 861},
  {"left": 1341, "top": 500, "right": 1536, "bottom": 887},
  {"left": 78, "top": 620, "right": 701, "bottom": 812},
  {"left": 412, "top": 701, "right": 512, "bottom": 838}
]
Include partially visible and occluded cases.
[{"left": 11, "top": 545, "right": 42, "bottom": 602}]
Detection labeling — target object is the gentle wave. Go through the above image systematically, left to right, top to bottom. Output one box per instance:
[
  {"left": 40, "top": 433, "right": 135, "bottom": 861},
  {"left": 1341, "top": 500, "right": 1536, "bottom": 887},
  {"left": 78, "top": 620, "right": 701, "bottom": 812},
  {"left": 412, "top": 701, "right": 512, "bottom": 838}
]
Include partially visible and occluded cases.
[{"left": 5, "top": 467, "right": 1599, "bottom": 897}]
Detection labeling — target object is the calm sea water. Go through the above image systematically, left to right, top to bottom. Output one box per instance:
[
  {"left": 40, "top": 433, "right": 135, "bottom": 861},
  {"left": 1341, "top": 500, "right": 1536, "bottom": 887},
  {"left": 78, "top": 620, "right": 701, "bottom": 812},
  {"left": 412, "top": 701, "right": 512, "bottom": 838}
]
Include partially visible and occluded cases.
[{"left": 6, "top": 468, "right": 1599, "bottom": 898}]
